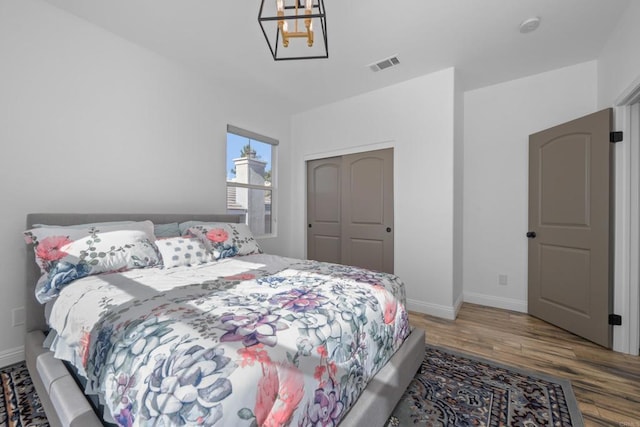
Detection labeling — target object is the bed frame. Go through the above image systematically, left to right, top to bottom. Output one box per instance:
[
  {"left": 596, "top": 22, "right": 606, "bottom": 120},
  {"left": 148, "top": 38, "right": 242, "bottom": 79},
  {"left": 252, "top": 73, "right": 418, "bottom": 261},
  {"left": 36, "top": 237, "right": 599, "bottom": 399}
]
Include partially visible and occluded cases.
[{"left": 24, "top": 213, "right": 425, "bottom": 427}]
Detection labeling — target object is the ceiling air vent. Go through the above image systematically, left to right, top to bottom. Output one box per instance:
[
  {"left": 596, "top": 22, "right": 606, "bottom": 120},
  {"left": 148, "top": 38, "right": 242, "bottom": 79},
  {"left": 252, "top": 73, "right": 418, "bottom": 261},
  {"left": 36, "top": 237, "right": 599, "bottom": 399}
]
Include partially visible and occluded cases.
[{"left": 369, "top": 55, "right": 400, "bottom": 72}]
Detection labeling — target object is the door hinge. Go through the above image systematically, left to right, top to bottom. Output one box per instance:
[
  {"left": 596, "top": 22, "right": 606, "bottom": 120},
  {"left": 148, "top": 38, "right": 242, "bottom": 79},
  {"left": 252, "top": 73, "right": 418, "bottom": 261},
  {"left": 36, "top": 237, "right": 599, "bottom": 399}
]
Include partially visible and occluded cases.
[
  {"left": 610, "top": 131, "right": 623, "bottom": 143},
  {"left": 608, "top": 314, "right": 622, "bottom": 325}
]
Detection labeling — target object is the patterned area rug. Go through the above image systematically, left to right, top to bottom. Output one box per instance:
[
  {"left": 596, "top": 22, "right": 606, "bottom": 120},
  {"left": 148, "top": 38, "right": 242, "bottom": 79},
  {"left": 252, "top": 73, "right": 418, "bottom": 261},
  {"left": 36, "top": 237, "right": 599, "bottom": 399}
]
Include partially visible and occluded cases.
[
  {"left": 387, "top": 345, "right": 583, "bottom": 427},
  {"left": 0, "top": 362, "right": 49, "bottom": 427}
]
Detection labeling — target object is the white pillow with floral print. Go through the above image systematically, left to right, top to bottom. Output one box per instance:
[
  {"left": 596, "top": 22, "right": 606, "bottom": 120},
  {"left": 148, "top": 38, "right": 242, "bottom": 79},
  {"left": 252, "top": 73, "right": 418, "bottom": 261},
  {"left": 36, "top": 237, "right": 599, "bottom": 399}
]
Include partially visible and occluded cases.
[
  {"left": 24, "top": 221, "right": 160, "bottom": 303},
  {"left": 185, "top": 223, "right": 262, "bottom": 260},
  {"left": 155, "top": 236, "right": 213, "bottom": 269}
]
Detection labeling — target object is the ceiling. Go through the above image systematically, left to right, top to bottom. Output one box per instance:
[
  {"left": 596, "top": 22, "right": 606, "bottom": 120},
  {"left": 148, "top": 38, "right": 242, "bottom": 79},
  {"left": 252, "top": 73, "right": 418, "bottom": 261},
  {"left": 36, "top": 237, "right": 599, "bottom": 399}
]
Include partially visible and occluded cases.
[{"left": 43, "top": 0, "right": 630, "bottom": 113}]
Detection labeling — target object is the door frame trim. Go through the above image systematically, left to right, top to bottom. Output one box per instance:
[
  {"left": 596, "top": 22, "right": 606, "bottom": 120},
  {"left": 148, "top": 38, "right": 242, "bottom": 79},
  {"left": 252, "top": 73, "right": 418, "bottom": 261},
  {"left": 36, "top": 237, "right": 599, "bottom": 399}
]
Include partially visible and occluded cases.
[
  {"left": 613, "top": 76, "right": 640, "bottom": 355},
  {"left": 303, "top": 140, "right": 395, "bottom": 162}
]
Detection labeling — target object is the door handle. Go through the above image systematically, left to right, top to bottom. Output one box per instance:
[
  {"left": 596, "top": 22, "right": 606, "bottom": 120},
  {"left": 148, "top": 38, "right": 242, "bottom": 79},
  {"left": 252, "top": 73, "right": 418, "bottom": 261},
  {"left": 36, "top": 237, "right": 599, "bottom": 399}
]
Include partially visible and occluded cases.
[
  {"left": 386, "top": 227, "right": 392, "bottom": 233},
  {"left": 526, "top": 231, "right": 536, "bottom": 239}
]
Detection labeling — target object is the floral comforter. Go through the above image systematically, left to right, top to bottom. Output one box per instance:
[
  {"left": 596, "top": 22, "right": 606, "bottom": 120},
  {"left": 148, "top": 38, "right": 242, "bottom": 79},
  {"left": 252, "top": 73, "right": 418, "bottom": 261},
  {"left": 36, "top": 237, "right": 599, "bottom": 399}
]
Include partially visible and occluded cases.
[{"left": 46, "top": 254, "right": 410, "bottom": 427}]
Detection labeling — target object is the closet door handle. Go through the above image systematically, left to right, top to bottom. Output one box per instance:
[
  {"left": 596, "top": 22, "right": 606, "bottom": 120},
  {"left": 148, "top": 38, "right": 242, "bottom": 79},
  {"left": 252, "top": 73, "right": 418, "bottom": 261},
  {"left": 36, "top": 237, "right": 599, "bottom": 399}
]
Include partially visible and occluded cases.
[
  {"left": 386, "top": 227, "right": 392, "bottom": 233},
  {"left": 526, "top": 231, "right": 536, "bottom": 239}
]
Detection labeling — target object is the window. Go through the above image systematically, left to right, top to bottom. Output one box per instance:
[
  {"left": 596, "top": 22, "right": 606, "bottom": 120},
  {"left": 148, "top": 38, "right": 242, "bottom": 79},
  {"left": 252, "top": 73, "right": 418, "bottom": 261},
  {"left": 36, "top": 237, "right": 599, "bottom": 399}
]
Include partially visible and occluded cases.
[{"left": 226, "top": 125, "right": 277, "bottom": 236}]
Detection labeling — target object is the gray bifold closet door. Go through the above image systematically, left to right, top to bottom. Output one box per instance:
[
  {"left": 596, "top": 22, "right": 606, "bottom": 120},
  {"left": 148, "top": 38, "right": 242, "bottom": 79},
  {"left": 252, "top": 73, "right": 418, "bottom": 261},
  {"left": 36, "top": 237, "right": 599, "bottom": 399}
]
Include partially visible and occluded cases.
[{"left": 307, "top": 148, "right": 394, "bottom": 274}]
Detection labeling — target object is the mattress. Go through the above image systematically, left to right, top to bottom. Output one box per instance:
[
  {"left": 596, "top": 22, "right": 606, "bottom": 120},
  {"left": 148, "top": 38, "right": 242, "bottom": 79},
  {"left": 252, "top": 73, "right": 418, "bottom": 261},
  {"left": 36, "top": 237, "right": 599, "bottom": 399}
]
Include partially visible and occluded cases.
[{"left": 44, "top": 253, "right": 411, "bottom": 426}]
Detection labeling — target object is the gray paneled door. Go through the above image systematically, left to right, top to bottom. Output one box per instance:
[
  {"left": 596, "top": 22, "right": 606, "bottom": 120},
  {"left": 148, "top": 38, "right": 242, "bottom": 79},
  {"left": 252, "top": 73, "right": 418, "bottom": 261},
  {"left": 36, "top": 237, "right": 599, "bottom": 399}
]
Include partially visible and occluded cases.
[
  {"left": 528, "top": 108, "right": 613, "bottom": 348},
  {"left": 307, "top": 148, "right": 394, "bottom": 273},
  {"left": 307, "top": 156, "right": 342, "bottom": 265}
]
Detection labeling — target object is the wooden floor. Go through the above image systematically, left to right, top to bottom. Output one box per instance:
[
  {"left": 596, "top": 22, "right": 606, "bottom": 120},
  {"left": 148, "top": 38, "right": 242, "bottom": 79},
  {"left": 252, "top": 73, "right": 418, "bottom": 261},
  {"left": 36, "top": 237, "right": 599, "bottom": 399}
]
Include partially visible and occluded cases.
[{"left": 409, "top": 303, "right": 640, "bottom": 427}]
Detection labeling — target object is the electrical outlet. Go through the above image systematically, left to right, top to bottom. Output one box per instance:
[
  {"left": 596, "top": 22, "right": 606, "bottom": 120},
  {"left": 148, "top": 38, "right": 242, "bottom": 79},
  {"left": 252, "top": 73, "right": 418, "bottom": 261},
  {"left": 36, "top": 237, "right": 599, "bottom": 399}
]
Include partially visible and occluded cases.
[
  {"left": 498, "top": 274, "right": 508, "bottom": 286},
  {"left": 12, "top": 307, "right": 25, "bottom": 327}
]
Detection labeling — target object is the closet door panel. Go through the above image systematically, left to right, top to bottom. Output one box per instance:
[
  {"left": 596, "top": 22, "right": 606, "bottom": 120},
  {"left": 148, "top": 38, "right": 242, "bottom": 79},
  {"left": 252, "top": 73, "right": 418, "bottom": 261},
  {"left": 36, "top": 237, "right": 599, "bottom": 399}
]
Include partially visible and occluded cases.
[
  {"left": 342, "top": 149, "right": 394, "bottom": 273},
  {"left": 307, "top": 157, "right": 342, "bottom": 263}
]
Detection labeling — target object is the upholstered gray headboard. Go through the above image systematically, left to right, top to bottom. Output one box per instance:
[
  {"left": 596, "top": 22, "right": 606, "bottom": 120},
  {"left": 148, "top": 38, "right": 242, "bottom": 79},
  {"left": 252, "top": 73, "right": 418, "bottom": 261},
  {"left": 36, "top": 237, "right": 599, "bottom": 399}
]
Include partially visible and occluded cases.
[{"left": 25, "top": 213, "right": 244, "bottom": 333}]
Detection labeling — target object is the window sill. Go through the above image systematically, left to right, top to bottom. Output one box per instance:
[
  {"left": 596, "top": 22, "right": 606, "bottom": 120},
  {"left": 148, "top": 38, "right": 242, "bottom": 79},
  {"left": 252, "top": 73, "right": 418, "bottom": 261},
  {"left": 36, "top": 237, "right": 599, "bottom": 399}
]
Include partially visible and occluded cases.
[{"left": 255, "top": 233, "right": 277, "bottom": 240}]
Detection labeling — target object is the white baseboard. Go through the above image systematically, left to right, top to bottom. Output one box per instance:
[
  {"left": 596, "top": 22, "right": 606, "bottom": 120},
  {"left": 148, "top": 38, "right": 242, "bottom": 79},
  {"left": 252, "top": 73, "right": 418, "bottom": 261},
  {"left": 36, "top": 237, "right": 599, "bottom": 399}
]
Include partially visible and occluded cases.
[
  {"left": 463, "top": 292, "right": 527, "bottom": 313},
  {"left": 407, "top": 298, "right": 457, "bottom": 320},
  {"left": 0, "top": 345, "right": 25, "bottom": 368}
]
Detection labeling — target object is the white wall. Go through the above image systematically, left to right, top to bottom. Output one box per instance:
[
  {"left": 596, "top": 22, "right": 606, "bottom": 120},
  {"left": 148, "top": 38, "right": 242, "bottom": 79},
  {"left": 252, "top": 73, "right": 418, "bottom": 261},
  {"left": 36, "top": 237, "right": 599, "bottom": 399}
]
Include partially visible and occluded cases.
[
  {"left": 0, "top": 0, "right": 292, "bottom": 365},
  {"left": 597, "top": 0, "right": 640, "bottom": 108},
  {"left": 463, "top": 61, "right": 598, "bottom": 312},
  {"left": 290, "top": 68, "right": 459, "bottom": 319}
]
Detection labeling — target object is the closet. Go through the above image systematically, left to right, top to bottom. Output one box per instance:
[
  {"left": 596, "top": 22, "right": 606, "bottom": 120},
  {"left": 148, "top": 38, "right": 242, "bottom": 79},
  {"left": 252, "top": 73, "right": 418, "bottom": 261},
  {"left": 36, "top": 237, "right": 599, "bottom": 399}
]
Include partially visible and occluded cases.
[{"left": 306, "top": 148, "right": 394, "bottom": 273}]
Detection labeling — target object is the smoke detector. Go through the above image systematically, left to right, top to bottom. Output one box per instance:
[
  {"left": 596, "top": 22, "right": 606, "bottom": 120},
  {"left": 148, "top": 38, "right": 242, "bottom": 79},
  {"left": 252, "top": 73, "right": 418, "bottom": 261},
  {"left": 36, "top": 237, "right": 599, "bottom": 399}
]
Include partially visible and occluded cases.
[
  {"left": 519, "top": 17, "right": 541, "bottom": 34},
  {"left": 368, "top": 55, "right": 400, "bottom": 72}
]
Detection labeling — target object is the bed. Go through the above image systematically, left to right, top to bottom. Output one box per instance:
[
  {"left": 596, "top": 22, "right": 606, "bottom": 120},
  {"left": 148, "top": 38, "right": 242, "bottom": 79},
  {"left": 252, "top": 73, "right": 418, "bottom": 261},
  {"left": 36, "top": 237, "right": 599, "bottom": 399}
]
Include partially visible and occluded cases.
[{"left": 24, "top": 213, "right": 425, "bottom": 427}]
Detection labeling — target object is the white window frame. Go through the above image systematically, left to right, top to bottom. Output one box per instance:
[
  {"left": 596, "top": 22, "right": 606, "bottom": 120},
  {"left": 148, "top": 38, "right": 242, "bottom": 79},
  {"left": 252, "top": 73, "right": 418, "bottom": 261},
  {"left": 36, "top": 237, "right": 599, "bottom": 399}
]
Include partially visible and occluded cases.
[{"left": 226, "top": 124, "right": 278, "bottom": 237}]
